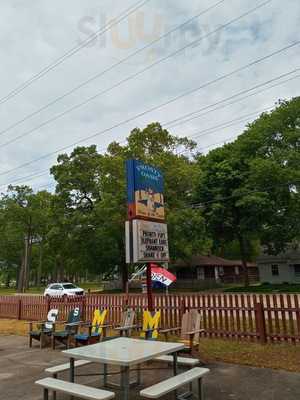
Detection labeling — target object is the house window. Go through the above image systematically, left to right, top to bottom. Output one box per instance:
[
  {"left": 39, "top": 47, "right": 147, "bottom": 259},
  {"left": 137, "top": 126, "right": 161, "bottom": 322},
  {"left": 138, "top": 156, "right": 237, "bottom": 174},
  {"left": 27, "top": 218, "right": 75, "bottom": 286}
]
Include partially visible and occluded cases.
[
  {"left": 271, "top": 264, "right": 279, "bottom": 276},
  {"left": 294, "top": 265, "right": 300, "bottom": 278},
  {"left": 197, "top": 267, "right": 205, "bottom": 280}
]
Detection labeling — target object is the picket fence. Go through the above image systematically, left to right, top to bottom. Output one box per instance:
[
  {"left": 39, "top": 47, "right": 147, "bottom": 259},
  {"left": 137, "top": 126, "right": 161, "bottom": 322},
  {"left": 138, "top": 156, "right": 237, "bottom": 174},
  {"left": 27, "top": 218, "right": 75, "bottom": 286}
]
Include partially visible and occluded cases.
[{"left": 1, "top": 293, "right": 300, "bottom": 344}]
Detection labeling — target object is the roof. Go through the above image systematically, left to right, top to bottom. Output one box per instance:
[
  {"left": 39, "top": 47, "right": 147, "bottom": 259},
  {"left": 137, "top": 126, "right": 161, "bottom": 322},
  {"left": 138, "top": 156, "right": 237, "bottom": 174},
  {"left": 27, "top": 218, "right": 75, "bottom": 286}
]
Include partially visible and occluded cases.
[
  {"left": 257, "top": 249, "right": 300, "bottom": 265},
  {"left": 172, "top": 255, "right": 256, "bottom": 268}
]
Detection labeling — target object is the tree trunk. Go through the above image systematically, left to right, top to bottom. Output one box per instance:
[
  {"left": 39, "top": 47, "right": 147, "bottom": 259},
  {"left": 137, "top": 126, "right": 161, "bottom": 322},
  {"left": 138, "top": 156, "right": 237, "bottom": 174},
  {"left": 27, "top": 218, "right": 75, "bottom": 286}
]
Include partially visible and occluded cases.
[
  {"left": 238, "top": 234, "right": 249, "bottom": 287},
  {"left": 17, "top": 236, "right": 29, "bottom": 293},
  {"left": 25, "top": 238, "right": 32, "bottom": 290},
  {"left": 37, "top": 243, "right": 43, "bottom": 288},
  {"left": 17, "top": 259, "right": 25, "bottom": 293},
  {"left": 121, "top": 262, "right": 129, "bottom": 293},
  {"left": 5, "top": 272, "right": 11, "bottom": 288}
]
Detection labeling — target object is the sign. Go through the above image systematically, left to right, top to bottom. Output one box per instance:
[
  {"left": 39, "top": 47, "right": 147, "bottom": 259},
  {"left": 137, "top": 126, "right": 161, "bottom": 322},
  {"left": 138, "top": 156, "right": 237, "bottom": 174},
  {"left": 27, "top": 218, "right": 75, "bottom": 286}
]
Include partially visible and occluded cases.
[
  {"left": 126, "top": 159, "right": 165, "bottom": 221},
  {"left": 126, "top": 220, "right": 169, "bottom": 263},
  {"left": 150, "top": 264, "right": 176, "bottom": 287}
]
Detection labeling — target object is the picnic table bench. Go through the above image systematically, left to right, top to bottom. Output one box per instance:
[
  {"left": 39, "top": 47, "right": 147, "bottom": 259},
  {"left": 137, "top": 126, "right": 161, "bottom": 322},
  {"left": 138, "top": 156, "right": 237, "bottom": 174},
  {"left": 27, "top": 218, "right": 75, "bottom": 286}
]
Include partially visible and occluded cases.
[
  {"left": 140, "top": 367, "right": 209, "bottom": 399},
  {"left": 36, "top": 377, "right": 115, "bottom": 400}
]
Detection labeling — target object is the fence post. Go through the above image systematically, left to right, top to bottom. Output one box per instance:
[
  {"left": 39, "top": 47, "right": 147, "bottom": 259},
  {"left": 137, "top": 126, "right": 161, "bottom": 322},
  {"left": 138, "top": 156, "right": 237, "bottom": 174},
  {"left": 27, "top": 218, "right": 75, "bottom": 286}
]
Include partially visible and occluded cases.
[
  {"left": 47, "top": 297, "right": 51, "bottom": 313},
  {"left": 17, "top": 298, "right": 22, "bottom": 320},
  {"left": 181, "top": 298, "right": 186, "bottom": 314},
  {"left": 255, "top": 300, "right": 267, "bottom": 344}
]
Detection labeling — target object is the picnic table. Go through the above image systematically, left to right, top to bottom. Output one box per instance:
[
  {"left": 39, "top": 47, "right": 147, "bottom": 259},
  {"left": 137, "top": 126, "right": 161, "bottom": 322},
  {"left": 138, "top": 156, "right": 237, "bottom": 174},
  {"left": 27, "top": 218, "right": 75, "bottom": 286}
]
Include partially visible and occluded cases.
[{"left": 63, "top": 337, "right": 185, "bottom": 400}]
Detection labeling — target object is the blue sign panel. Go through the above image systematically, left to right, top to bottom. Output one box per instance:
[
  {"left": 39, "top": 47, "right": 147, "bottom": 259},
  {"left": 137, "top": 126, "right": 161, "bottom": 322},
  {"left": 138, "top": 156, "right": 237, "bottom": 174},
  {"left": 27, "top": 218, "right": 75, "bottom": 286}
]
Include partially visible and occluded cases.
[{"left": 126, "top": 159, "right": 165, "bottom": 221}]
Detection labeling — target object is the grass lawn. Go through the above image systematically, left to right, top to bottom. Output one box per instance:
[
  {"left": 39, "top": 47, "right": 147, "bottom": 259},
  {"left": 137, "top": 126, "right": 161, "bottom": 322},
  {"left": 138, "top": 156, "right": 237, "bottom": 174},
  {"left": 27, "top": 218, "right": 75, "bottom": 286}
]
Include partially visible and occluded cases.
[
  {"left": 0, "top": 282, "right": 104, "bottom": 296},
  {"left": 2, "top": 282, "right": 300, "bottom": 295},
  {"left": 224, "top": 283, "right": 300, "bottom": 293},
  {"left": 0, "top": 287, "right": 43, "bottom": 295},
  {"left": 0, "top": 318, "right": 299, "bottom": 373},
  {"left": 199, "top": 338, "right": 300, "bottom": 373}
]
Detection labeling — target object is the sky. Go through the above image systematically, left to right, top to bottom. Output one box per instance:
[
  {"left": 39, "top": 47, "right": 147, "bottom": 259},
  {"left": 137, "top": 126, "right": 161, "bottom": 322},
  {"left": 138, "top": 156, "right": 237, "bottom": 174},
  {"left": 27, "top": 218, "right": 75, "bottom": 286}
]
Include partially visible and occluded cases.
[{"left": 0, "top": 0, "right": 299, "bottom": 192}]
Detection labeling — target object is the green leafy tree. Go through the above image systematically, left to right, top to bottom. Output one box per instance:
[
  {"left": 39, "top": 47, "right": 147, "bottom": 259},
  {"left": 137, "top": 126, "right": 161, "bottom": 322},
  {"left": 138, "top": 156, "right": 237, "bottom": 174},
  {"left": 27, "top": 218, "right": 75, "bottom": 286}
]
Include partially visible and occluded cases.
[
  {"left": 195, "top": 97, "right": 300, "bottom": 286},
  {"left": 50, "top": 123, "right": 210, "bottom": 290},
  {"left": 0, "top": 186, "right": 54, "bottom": 291}
]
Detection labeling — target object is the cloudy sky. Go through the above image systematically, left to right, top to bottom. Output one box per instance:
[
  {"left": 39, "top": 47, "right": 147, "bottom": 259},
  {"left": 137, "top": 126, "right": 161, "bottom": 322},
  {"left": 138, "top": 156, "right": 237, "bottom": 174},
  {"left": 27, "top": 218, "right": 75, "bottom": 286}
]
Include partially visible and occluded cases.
[{"left": 0, "top": 0, "right": 299, "bottom": 192}]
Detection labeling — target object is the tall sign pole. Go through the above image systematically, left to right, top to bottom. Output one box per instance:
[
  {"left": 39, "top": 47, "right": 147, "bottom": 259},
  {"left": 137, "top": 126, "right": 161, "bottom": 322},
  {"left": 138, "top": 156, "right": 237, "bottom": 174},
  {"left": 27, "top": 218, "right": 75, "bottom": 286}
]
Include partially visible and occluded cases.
[
  {"left": 125, "top": 160, "right": 169, "bottom": 311},
  {"left": 146, "top": 263, "right": 153, "bottom": 311}
]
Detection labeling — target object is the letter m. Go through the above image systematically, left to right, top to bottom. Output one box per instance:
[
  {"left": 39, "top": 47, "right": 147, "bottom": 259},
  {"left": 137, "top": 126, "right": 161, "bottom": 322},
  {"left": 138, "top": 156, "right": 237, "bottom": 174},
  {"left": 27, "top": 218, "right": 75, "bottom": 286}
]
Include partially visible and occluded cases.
[{"left": 141, "top": 310, "right": 161, "bottom": 339}]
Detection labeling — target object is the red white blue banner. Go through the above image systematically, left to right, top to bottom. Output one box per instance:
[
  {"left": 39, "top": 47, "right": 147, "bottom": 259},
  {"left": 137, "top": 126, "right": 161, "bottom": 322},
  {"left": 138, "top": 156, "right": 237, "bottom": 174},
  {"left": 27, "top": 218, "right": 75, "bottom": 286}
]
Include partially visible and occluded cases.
[{"left": 150, "top": 264, "right": 176, "bottom": 287}]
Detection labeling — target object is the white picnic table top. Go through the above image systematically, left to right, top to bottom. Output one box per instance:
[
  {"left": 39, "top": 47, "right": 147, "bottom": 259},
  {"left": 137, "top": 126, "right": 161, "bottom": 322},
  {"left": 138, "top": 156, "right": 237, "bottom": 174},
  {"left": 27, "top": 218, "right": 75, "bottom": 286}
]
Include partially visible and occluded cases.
[{"left": 63, "top": 337, "right": 185, "bottom": 367}]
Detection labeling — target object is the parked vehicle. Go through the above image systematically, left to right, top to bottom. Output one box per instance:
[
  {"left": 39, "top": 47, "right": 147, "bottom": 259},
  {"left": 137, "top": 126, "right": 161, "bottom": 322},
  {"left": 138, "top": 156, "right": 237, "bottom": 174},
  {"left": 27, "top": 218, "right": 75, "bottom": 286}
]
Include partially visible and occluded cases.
[{"left": 44, "top": 282, "right": 85, "bottom": 298}]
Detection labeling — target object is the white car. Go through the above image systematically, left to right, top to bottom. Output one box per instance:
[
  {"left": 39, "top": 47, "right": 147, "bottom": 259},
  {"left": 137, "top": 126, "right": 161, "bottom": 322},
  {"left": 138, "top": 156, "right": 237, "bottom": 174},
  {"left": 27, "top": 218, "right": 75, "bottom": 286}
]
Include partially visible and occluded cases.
[{"left": 44, "top": 282, "right": 85, "bottom": 298}]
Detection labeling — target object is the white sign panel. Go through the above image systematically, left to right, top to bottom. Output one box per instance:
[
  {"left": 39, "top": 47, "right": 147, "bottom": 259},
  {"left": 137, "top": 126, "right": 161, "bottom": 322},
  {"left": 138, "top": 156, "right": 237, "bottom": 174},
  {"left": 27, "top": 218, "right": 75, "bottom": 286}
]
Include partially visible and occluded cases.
[
  {"left": 127, "top": 220, "right": 169, "bottom": 263},
  {"left": 133, "top": 220, "right": 169, "bottom": 263}
]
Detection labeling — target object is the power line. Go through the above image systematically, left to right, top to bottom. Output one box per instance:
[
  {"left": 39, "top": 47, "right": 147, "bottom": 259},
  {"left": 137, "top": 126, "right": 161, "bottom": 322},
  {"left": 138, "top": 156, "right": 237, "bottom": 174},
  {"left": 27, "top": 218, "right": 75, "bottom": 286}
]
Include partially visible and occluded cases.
[
  {"left": 0, "top": 0, "right": 151, "bottom": 106},
  {"left": 0, "top": 0, "right": 274, "bottom": 150},
  {"left": 0, "top": 0, "right": 227, "bottom": 138},
  {"left": 0, "top": 63, "right": 299, "bottom": 181},
  {"left": 3, "top": 67, "right": 299, "bottom": 189},
  {"left": 164, "top": 69, "right": 300, "bottom": 129},
  {"left": 0, "top": 102, "right": 282, "bottom": 191},
  {"left": 170, "top": 105, "right": 276, "bottom": 160},
  {"left": 183, "top": 106, "right": 273, "bottom": 144},
  {"left": 4, "top": 108, "right": 266, "bottom": 188},
  {"left": 0, "top": 109, "right": 265, "bottom": 190},
  {"left": 2, "top": 170, "right": 50, "bottom": 188},
  {"left": 3, "top": 178, "right": 299, "bottom": 217},
  {"left": 186, "top": 179, "right": 300, "bottom": 209}
]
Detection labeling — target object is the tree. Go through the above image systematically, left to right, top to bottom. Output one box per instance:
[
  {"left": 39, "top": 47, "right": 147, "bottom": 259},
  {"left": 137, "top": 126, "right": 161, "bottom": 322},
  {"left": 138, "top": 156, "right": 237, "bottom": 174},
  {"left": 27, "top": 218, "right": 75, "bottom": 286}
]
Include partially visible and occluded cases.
[
  {"left": 195, "top": 97, "right": 300, "bottom": 286},
  {"left": 50, "top": 123, "right": 210, "bottom": 290},
  {"left": 0, "top": 186, "right": 54, "bottom": 291}
]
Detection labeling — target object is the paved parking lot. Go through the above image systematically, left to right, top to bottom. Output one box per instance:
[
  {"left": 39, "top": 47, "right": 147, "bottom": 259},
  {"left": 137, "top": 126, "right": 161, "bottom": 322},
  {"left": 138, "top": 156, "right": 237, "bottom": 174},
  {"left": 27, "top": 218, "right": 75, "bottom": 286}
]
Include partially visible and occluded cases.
[{"left": 1, "top": 335, "right": 300, "bottom": 400}]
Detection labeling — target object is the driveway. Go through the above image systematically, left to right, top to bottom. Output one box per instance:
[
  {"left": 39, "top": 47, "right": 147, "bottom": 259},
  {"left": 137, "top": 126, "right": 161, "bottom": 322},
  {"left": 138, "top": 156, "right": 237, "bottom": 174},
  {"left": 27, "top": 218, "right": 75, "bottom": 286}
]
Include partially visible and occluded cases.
[{"left": 0, "top": 335, "right": 299, "bottom": 400}]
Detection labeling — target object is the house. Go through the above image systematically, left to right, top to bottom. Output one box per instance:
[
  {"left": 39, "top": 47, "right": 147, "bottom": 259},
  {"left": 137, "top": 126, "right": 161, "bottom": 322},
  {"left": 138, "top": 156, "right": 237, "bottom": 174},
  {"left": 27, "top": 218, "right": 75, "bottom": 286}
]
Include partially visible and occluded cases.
[
  {"left": 257, "top": 248, "right": 300, "bottom": 284},
  {"left": 171, "top": 255, "right": 258, "bottom": 289}
]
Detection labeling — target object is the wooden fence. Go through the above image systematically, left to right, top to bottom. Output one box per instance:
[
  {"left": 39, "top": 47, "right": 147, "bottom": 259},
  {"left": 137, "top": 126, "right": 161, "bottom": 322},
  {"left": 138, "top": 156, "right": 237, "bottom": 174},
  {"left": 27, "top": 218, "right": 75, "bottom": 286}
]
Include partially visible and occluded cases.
[{"left": 1, "top": 293, "right": 300, "bottom": 344}]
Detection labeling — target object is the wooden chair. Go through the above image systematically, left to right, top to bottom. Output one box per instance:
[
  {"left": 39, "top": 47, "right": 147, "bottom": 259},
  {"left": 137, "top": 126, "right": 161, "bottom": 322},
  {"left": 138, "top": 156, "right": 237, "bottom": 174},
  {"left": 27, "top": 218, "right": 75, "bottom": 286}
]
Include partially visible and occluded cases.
[
  {"left": 52, "top": 307, "right": 81, "bottom": 349},
  {"left": 28, "top": 308, "right": 59, "bottom": 348},
  {"left": 113, "top": 308, "right": 136, "bottom": 337},
  {"left": 74, "top": 309, "right": 110, "bottom": 346},
  {"left": 160, "top": 309, "right": 204, "bottom": 353},
  {"left": 140, "top": 310, "right": 161, "bottom": 340}
]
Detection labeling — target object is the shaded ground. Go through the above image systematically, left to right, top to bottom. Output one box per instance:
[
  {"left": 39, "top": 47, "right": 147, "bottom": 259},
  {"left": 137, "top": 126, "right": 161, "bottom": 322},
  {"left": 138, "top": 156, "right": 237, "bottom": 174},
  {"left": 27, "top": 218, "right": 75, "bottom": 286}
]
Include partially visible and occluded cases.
[{"left": 0, "top": 335, "right": 300, "bottom": 400}]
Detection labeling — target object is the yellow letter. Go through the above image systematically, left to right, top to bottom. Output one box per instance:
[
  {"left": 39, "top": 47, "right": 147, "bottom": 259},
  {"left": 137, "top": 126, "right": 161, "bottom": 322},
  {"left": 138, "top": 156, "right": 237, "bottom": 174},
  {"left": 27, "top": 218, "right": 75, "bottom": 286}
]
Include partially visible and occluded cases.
[
  {"left": 92, "top": 309, "right": 108, "bottom": 334},
  {"left": 141, "top": 310, "right": 160, "bottom": 339}
]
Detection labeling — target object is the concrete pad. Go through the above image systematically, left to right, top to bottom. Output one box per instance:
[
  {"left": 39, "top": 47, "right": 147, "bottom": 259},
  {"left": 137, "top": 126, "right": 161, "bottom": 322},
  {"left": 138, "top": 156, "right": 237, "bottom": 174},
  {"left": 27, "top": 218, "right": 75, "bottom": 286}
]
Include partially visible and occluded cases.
[{"left": 0, "top": 335, "right": 299, "bottom": 400}]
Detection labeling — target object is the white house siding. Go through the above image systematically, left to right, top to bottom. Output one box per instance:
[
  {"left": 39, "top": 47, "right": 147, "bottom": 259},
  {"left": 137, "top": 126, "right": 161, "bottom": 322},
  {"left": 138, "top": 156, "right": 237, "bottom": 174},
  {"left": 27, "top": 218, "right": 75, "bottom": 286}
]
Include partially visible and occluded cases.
[
  {"left": 257, "top": 249, "right": 300, "bottom": 284},
  {"left": 258, "top": 263, "right": 293, "bottom": 284}
]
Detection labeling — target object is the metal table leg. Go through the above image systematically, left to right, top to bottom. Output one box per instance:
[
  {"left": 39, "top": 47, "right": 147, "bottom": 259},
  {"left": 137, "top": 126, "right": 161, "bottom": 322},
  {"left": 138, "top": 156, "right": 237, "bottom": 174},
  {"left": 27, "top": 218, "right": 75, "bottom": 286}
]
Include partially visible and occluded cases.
[
  {"left": 173, "top": 352, "right": 178, "bottom": 400},
  {"left": 173, "top": 352, "right": 178, "bottom": 376},
  {"left": 69, "top": 357, "right": 75, "bottom": 400},
  {"left": 69, "top": 358, "right": 75, "bottom": 382},
  {"left": 103, "top": 364, "right": 108, "bottom": 387},
  {"left": 137, "top": 364, "right": 141, "bottom": 386},
  {"left": 121, "top": 366, "right": 130, "bottom": 400},
  {"left": 53, "top": 373, "right": 57, "bottom": 400},
  {"left": 198, "top": 377, "right": 203, "bottom": 400},
  {"left": 43, "top": 388, "right": 49, "bottom": 400}
]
